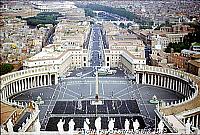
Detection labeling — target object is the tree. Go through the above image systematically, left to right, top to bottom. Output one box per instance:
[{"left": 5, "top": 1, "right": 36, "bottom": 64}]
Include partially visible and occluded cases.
[
  {"left": 82, "top": 4, "right": 153, "bottom": 27},
  {"left": 84, "top": 8, "right": 96, "bottom": 17},
  {"left": 25, "top": 12, "right": 62, "bottom": 27},
  {"left": 119, "top": 23, "right": 125, "bottom": 28},
  {"left": 127, "top": 23, "right": 132, "bottom": 28},
  {"left": 0, "top": 63, "right": 14, "bottom": 76}
]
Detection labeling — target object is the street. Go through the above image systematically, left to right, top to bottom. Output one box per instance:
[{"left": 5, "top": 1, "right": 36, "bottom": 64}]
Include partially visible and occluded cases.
[{"left": 89, "top": 24, "right": 105, "bottom": 67}]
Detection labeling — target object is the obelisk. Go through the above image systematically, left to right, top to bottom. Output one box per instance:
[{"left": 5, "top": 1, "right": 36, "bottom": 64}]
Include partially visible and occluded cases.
[{"left": 95, "top": 71, "right": 99, "bottom": 101}]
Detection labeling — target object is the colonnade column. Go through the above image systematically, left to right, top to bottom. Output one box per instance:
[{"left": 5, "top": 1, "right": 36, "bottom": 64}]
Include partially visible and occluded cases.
[
  {"left": 136, "top": 73, "right": 139, "bottom": 84},
  {"left": 142, "top": 73, "right": 146, "bottom": 84},
  {"left": 49, "top": 74, "right": 52, "bottom": 85},
  {"left": 55, "top": 74, "right": 58, "bottom": 85},
  {"left": 148, "top": 74, "right": 150, "bottom": 84},
  {"left": 40, "top": 75, "right": 43, "bottom": 86},
  {"left": 44, "top": 75, "right": 47, "bottom": 86},
  {"left": 47, "top": 75, "right": 50, "bottom": 85},
  {"left": 154, "top": 75, "right": 157, "bottom": 85},
  {"left": 159, "top": 75, "right": 161, "bottom": 86},
  {"left": 32, "top": 76, "right": 35, "bottom": 87},
  {"left": 34, "top": 76, "right": 37, "bottom": 87},
  {"left": 37, "top": 76, "right": 39, "bottom": 87},
  {"left": 161, "top": 76, "right": 163, "bottom": 87},
  {"left": 163, "top": 76, "right": 166, "bottom": 87},
  {"left": 30, "top": 77, "right": 32, "bottom": 89},
  {"left": 166, "top": 77, "right": 169, "bottom": 89},
  {"left": 25, "top": 78, "right": 28, "bottom": 90},
  {"left": 27, "top": 78, "right": 29, "bottom": 89},
  {"left": 170, "top": 78, "right": 173, "bottom": 90},
  {"left": 172, "top": 79, "right": 175, "bottom": 90},
  {"left": 18, "top": 80, "right": 21, "bottom": 93},
  {"left": 23, "top": 80, "right": 25, "bottom": 90},
  {"left": 176, "top": 80, "right": 179, "bottom": 91},
  {"left": 180, "top": 80, "right": 183, "bottom": 94},
  {"left": 183, "top": 82, "right": 185, "bottom": 94},
  {"left": 11, "top": 83, "right": 14, "bottom": 95},
  {"left": 11, "top": 83, "right": 13, "bottom": 94},
  {"left": 8, "top": 84, "right": 10, "bottom": 95},
  {"left": 186, "top": 84, "right": 189, "bottom": 96},
  {"left": 2, "top": 87, "right": 6, "bottom": 99},
  {"left": 3, "top": 87, "right": 8, "bottom": 99},
  {"left": 1, "top": 88, "right": 4, "bottom": 100},
  {"left": 196, "top": 115, "right": 199, "bottom": 128},
  {"left": 192, "top": 116, "right": 195, "bottom": 127}
]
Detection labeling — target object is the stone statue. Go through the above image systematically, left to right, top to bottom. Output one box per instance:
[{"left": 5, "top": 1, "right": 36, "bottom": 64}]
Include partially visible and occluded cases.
[
  {"left": 152, "top": 95, "right": 157, "bottom": 101},
  {"left": 77, "top": 100, "right": 82, "bottom": 110},
  {"left": 112, "top": 101, "right": 116, "bottom": 110},
  {"left": 35, "top": 103, "right": 39, "bottom": 111},
  {"left": 26, "top": 117, "right": 29, "bottom": 123},
  {"left": 95, "top": 117, "right": 101, "bottom": 133},
  {"left": 34, "top": 118, "right": 41, "bottom": 133},
  {"left": 84, "top": 118, "right": 90, "bottom": 131},
  {"left": 108, "top": 118, "right": 115, "bottom": 130},
  {"left": 6, "top": 119, "right": 13, "bottom": 132},
  {"left": 57, "top": 119, "right": 65, "bottom": 133},
  {"left": 68, "top": 119, "right": 75, "bottom": 132},
  {"left": 124, "top": 119, "right": 130, "bottom": 130},
  {"left": 132, "top": 119, "right": 140, "bottom": 131},
  {"left": 185, "top": 119, "right": 191, "bottom": 134},
  {"left": 158, "top": 120, "right": 164, "bottom": 133},
  {"left": 22, "top": 122, "right": 25, "bottom": 127},
  {"left": 1, "top": 125, "right": 6, "bottom": 133}
]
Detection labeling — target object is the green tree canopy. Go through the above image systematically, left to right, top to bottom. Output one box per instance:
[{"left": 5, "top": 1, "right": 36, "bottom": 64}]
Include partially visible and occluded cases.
[
  {"left": 25, "top": 12, "right": 62, "bottom": 26},
  {"left": 0, "top": 63, "right": 14, "bottom": 76}
]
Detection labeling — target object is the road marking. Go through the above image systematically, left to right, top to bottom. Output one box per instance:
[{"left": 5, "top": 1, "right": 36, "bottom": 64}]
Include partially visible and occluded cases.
[
  {"left": 90, "top": 83, "right": 92, "bottom": 95},
  {"left": 102, "top": 83, "right": 104, "bottom": 95},
  {"left": 113, "top": 85, "right": 132, "bottom": 96}
]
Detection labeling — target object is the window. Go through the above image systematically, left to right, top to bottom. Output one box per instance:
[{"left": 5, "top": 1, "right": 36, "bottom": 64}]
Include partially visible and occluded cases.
[
  {"left": 84, "top": 57, "right": 86, "bottom": 61},
  {"left": 107, "top": 57, "right": 109, "bottom": 61}
]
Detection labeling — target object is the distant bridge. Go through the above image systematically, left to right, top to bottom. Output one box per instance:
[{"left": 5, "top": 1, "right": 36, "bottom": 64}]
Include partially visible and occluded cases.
[{"left": 96, "top": 20, "right": 137, "bottom": 27}]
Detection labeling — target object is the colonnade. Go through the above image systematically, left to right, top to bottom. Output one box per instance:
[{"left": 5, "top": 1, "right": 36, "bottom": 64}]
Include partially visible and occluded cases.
[
  {"left": 1, "top": 67, "right": 58, "bottom": 101},
  {"left": 135, "top": 72, "right": 194, "bottom": 97}
]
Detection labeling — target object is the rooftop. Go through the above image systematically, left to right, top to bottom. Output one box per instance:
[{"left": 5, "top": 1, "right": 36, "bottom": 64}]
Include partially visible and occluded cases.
[
  {"left": 188, "top": 60, "right": 200, "bottom": 68},
  {"left": 0, "top": 102, "right": 23, "bottom": 125}
]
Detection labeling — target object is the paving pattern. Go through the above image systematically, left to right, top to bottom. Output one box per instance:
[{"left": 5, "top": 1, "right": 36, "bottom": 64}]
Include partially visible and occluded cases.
[{"left": 10, "top": 71, "right": 185, "bottom": 131}]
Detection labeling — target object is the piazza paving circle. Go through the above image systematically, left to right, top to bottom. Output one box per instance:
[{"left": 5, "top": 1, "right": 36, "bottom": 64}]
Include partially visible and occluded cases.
[{"left": 9, "top": 73, "right": 185, "bottom": 131}]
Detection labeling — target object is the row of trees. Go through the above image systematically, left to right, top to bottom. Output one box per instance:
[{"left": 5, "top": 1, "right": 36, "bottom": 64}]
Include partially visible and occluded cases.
[
  {"left": 82, "top": 4, "right": 153, "bottom": 27},
  {"left": 84, "top": 8, "right": 96, "bottom": 18},
  {"left": 25, "top": 12, "right": 62, "bottom": 26},
  {"left": 165, "top": 30, "right": 200, "bottom": 53},
  {"left": 165, "top": 42, "right": 190, "bottom": 53},
  {"left": 0, "top": 63, "right": 14, "bottom": 76}
]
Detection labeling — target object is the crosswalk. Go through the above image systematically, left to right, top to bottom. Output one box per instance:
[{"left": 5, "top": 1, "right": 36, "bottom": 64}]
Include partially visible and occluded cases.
[
  {"left": 64, "top": 76, "right": 126, "bottom": 80},
  {"left": 61, "top": 80, "right": 128, "bottom": 85}
]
